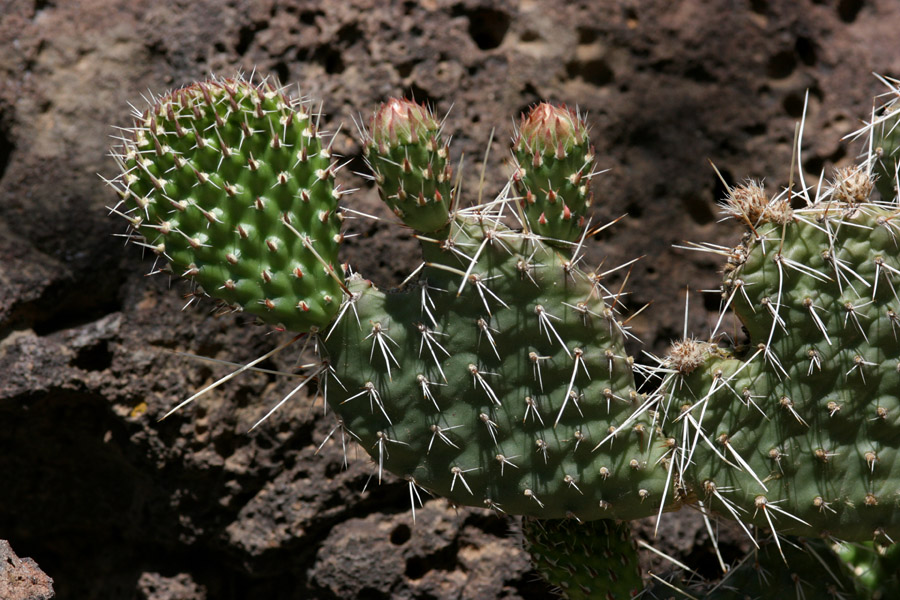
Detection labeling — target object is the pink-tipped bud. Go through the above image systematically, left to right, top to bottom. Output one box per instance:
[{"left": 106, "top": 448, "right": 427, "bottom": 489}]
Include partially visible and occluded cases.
[
  {"left": 368, "top": 98, "right": 440, "bottom": 149},
  {"left": 515, "top": 102, "right": 588, "bottom": 156}
]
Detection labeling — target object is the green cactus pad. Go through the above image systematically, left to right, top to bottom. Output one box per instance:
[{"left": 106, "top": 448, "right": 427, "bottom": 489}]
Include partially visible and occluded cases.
[
  {"left": 111, "top": 74, "right": 344, "bottom": 332},
  {"left": 364, "top": 98, "right": 453, "bottom": 233},
  {"left": 513, "top": 103, "right": 595, "bottom": 244},
  {"left": 665, "top": 180, "right": 900, "bottom": 543},
  {"left": 324, "top": 215, "right": 673, "bottom": 521},
  {"left": 523, "top": 517, "right": 643, "bottom": 600}
]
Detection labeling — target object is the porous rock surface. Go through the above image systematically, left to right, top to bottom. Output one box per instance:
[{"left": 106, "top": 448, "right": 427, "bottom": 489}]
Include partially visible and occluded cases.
[
  {"left": 1, "top": 0, "right": 899, "bottom": 597},
  {"left": 0, "top": 540, "right": 54, "bottom": 600}
]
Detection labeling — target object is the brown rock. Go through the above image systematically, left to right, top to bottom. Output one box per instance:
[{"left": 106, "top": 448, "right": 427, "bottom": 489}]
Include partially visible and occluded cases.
[{"left": 0, "top": 540, "right": 54, "bottom": 600}]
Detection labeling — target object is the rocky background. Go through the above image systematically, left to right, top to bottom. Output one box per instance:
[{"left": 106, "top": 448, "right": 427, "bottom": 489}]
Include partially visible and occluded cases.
[{"left": 1, "top": 0, "right": 899, "bottom": 598}]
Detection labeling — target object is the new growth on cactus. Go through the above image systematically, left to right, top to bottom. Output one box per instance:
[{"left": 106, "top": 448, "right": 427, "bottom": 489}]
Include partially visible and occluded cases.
[
  {"left": 108, "top": 71, "right": 900, "bottom": 598},
  {"left": 363, "top": 97, "right": 454, "bottom": 233}
]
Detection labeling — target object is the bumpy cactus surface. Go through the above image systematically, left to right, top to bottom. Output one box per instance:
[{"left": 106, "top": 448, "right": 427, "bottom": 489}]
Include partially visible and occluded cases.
[{"left": 109, "top": 72, "right": 900, "bottom": 598}]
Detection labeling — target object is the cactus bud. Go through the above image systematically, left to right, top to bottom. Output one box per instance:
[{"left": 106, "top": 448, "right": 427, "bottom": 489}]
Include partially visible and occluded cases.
[
  {"left": 368, "top": 98, "right": 439, "bottom": 149},
  {"left": 365, "top": 99, "right": 453, "bottom": 233},
  {"left": 514, "top": 102, "right": 588, "bottom": 157},
  {"left": 513, "top": 103, "right": 595, "bottom": 244}
]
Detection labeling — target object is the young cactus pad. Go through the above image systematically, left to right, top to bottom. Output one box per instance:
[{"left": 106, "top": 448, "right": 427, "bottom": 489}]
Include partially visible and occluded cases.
[
  {"left": 109, "top": 74, "right": 345, "bottom": 332},
  {"left": 662, "top": 170, "right": 900, "bottom": 543}
]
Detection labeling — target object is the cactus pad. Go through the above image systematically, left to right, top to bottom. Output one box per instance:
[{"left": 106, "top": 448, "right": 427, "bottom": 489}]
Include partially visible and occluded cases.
[
  {"left": 110, "top": 74, "right": 345, "bottom": 332},
  {"left": 872, "top": 96, "right": 900, "bottom": 202},
  {"left": 363, "top": 98, "right": 453, "bottom": 233},
  {"left": 324, "top": 214, "right": 673, "bottom": 521},
  {"left": 523, "top": 517, "right": 643, "bottom": 600}
]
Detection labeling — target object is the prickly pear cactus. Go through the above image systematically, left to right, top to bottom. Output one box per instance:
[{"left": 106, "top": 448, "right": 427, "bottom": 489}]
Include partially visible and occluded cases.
[
  {"left": 109, "top": 70, "right": 900, "bottom": 599},
  {"left": 109, "top": 75, "right": 345, "bottom": 332},
  {"left": 111, "top": 77, "right": 672, "bottom": 522},
  {"left": 662, "top": 166, "right": 900, "bottom": 543}
]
